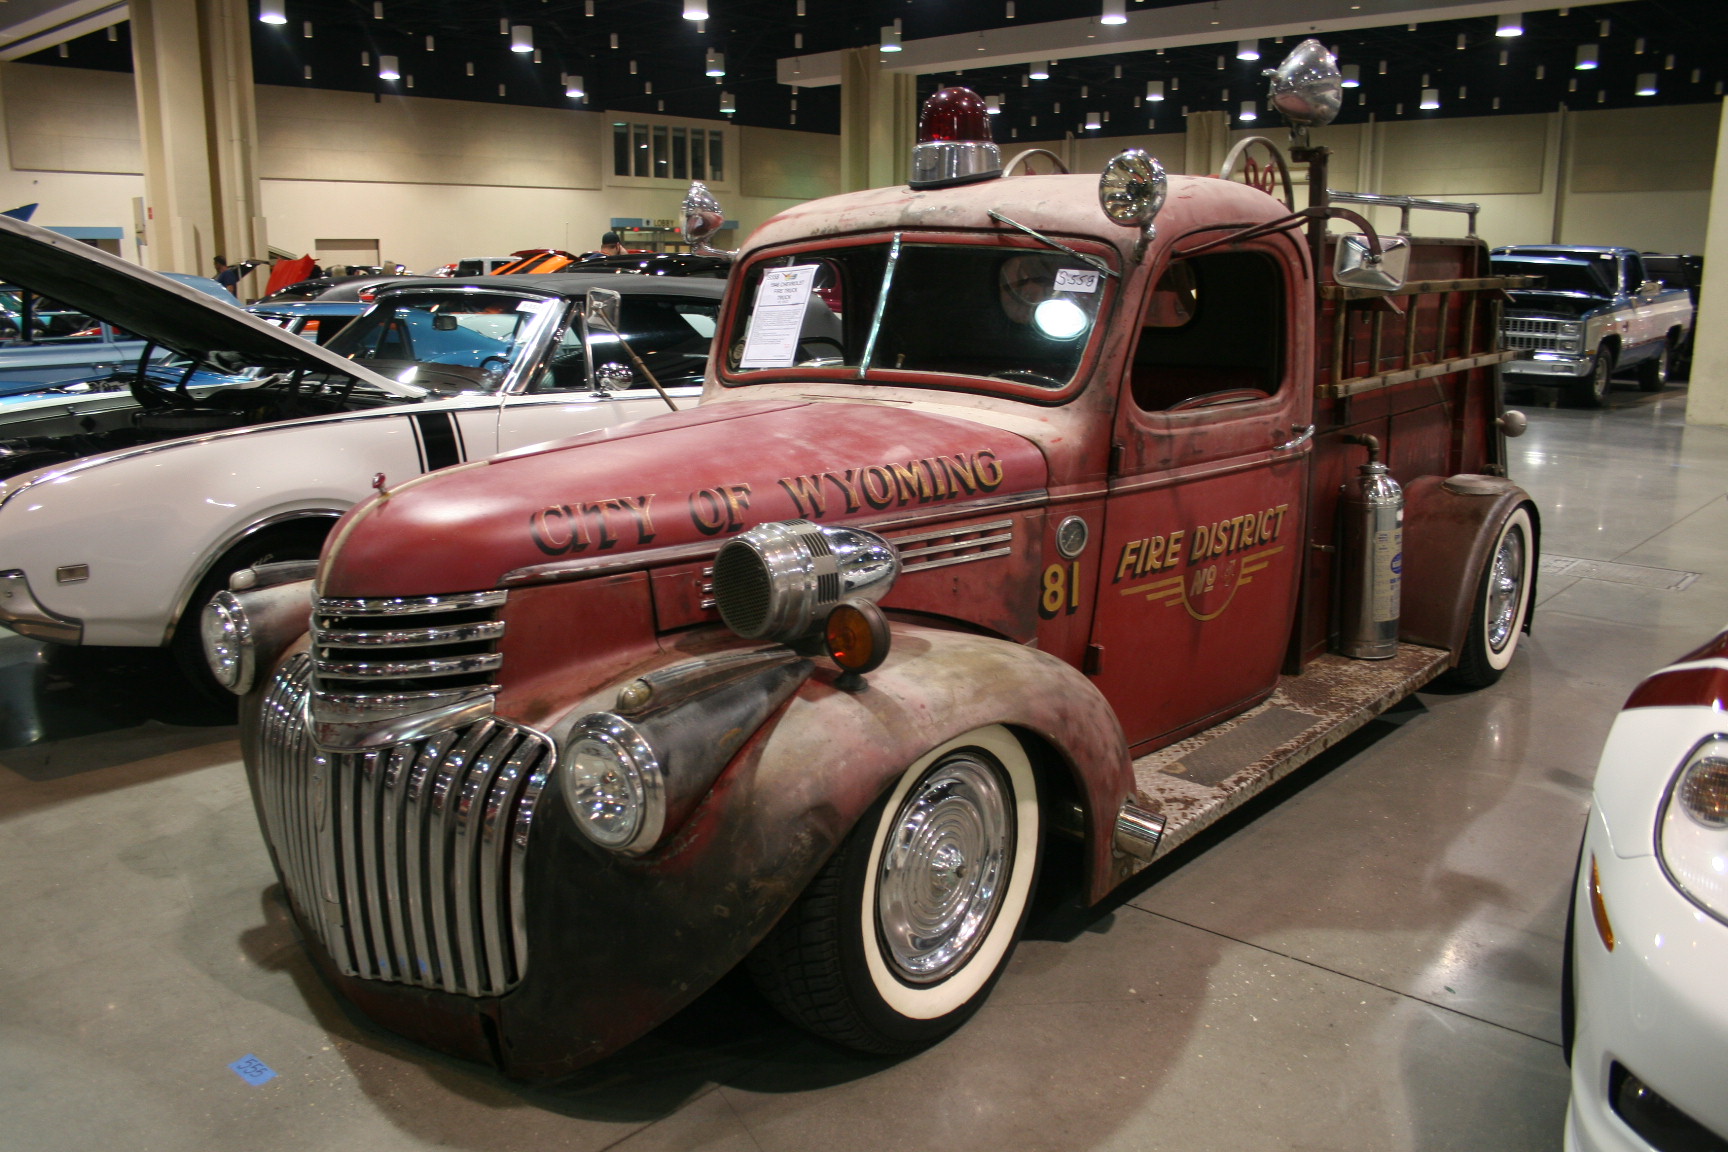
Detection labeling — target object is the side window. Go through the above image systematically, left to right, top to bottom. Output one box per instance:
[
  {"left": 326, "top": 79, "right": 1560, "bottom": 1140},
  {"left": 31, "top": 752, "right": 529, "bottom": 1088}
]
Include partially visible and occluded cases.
[
  {"left": 1129, "top": 251, "right": 1285, "bottom": 413},
  {"left": 532, "top": 300, "right": 717, "bottom": 393}
]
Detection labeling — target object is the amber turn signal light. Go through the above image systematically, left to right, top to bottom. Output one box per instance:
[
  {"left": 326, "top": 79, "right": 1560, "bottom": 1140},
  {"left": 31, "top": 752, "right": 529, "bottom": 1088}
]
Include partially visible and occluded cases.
[
  {"left": 825, "top": 598, "right": 890, "bottom": 682},
  {"left": 1589, "top": 854, "right": 1616, "bottom": 952}
]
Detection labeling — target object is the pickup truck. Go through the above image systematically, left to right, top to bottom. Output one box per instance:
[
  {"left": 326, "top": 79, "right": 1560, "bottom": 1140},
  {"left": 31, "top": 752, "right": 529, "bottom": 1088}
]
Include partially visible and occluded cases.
[
  {"left": 210, "top": 43, "right": 1540, "bottom": 1080},
  {"left": 1491, "top": 244, "right": 1693, "bottom": 406}
]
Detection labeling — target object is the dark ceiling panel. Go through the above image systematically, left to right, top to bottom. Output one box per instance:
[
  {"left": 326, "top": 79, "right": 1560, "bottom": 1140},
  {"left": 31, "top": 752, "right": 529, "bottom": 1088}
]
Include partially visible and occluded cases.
[{"left": 21, "top": 0, "right": 1728, "bottom": 140}]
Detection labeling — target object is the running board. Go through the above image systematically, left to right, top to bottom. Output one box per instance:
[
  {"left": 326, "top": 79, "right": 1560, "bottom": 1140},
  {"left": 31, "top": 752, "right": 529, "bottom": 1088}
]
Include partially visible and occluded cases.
[{"left": 1124, "top": 643, "right": 1451, "bottom": 870}]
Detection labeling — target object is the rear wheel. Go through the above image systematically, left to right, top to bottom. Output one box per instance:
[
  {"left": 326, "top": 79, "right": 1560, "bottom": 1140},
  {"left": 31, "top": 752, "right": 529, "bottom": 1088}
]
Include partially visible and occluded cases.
[
  {"left": 1636, "top": 338, "right": 1671, "bottom": 392},
  {"left": 1573, "top": 344, "right": 1614, "bottom": 408},
  {"left": 1446, "top": 505, "right": 1535, "bottom": 689},
  {"left": 169, "top": 524, "right": 328, "bottom": 707},
  {"left": 748, "top": 726, "right": 1041, "bottom": 1054}
]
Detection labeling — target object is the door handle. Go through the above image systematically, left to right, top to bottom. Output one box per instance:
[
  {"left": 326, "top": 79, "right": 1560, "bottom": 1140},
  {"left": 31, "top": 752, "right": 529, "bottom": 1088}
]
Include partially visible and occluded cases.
[{"left": 1274, "top": 424, "right": 1314, "bottom": 452}]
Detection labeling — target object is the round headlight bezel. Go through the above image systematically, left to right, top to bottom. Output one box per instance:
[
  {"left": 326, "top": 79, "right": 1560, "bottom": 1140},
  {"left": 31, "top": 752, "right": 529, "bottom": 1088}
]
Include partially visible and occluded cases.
[
  {"left": 200, "top": 589, "right": 255, "bottom": 694},
  {"left": 558, "top": 713, "right": 665, "bottom": 854},
  {"left": 1656, "top": 733, "right": 1728, "bottom": 926}
]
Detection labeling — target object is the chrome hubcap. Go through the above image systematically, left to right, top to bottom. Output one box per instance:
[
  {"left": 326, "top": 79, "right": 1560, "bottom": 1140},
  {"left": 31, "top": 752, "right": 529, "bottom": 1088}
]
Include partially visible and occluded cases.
[
  {"left": 1486, "top": 524, "right": 1526, "bottom": 652},
  {"left": 877, "top": 752, "right": 1013, "bottom": 984}
]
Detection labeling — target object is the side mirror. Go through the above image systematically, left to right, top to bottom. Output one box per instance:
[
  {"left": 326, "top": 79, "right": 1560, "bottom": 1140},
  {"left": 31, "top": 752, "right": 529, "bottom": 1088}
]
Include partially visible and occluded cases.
[
  {"left": 1334, "top": 233, "right": 1411, "bottom": 294},
  {"left": 1639, "top": 279, "right": 1662, "bottom": 296},
  {"left": 585, "top": 286, "right": 622, "bottom": 333},
  {"left": 432, "top": 314, "right": 459, "bottom": 331},
  {"left": 595, "top": 361, "right": 635, "bottom": 390}
]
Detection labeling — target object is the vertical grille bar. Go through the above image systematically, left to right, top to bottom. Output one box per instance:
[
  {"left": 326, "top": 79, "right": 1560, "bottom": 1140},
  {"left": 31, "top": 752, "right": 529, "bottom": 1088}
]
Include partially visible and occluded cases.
[{"left": 253, "top": 655, "right": 553, "bottom": 997}]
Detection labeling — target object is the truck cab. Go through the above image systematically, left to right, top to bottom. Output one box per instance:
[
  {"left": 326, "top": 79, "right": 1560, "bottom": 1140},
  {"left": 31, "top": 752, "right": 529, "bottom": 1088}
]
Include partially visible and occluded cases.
[{"left": 214, "top": 43, "right": 1539, "bottom": 1080}]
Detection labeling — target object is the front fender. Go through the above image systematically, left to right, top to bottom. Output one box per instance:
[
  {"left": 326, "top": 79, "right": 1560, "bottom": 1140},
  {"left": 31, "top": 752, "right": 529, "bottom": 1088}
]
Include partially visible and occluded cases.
[{"left": 481, "top": 624, "right": 1131, "bottom": 1079}]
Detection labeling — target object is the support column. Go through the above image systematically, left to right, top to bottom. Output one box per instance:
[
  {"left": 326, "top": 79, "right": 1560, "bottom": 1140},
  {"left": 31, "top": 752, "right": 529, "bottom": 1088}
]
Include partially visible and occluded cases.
[
  {"left": 130, "top": 0, "right": 265, "bottom": 275},
  {"left": 839, "top": 46, "right": 915, "bottom": 193},
  {"left": 1687, "top": 99, "right": 1728, "bottom": 427},
  {"left": 1184, "top": 110, "right": 1230, "bottom": 176}
]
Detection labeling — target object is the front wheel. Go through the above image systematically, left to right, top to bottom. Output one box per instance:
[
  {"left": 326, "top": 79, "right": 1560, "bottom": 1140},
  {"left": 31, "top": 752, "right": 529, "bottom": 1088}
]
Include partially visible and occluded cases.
[
  {"left": 1573, "top": 345, "right": 1614, "bottom": 408},
  {"left": 1446, "top": 505, "right": 1535, "bottom": 689},
  {"left": 748, "top": 726, "right": 1041, "bottom": 1054}
]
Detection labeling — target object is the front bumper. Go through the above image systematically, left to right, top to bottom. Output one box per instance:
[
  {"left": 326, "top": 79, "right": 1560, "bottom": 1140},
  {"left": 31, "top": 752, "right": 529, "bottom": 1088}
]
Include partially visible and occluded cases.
[
  {"left": 1504, "top": 353, "right": 1592, "bottom": 379},
  {"left": 0, "top": 568, "right": 82, "bottom": 642},
  {"left": 1567, "top": 806, "right": 1728, "bottom": 1152}
]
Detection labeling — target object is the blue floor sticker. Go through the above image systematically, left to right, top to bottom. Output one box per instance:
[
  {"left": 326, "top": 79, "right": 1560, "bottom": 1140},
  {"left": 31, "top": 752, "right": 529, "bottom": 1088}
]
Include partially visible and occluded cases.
[{"left": 229, "top": 1055, "right": 277, "bottom": 1086}]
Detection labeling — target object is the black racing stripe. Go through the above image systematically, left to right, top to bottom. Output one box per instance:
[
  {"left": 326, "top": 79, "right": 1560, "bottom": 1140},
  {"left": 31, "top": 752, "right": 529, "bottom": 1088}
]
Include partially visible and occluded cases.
[{"left": 413, "top": 412, "right": 460, "bottom": 471}]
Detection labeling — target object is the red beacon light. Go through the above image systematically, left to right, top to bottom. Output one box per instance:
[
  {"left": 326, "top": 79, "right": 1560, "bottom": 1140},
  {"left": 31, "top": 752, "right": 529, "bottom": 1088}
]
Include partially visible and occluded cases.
[{"left": 909, "top": 86, "right": 1002, "bottom": 190}]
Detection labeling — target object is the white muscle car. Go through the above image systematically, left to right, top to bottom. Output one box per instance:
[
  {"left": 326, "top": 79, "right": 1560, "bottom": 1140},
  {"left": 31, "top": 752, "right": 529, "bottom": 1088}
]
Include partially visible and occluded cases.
[
  {"left": 0, "top": 214, "right": 720, "bottom": 693},
  {"left": 1566, "top": 625, "right": 1728, "bottom": 1151}
]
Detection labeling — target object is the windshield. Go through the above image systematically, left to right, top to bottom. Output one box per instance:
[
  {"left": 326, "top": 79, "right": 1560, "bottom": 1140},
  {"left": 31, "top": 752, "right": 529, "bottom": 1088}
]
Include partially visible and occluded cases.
[
  {"left": 723, "top": 242, "right": 1110, "bottom": 390},
  {"left": 1493, "top": 257, "right": 1614, "bottom": 296},
  {"left": 326, "top": 291, "right": 558, "bottom": 393}
]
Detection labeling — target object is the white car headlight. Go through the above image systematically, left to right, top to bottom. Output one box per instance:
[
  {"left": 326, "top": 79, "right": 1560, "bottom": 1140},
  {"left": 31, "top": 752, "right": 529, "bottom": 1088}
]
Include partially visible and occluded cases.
[
  {"left": 201, "top": 590, "right": 255, "bottom": 694},
  {"left": 558, "top": 713, "right": 664, "bottom": 853},
  {"left": 1658, "top": 735, "right": 1728, "bottom": 923}
]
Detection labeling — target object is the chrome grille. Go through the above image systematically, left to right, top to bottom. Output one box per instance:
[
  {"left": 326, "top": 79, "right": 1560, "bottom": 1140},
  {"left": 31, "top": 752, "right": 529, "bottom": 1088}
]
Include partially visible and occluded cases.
[
  {"left": 1504, "top": 317, "right": 1566, "bottom": 338},
  {"left": 892, "top": 518, "right": 1015, "bottom": 573},
  {"left": 312, "top": 589, "right": 506, "bottom": 704},
  {"left": 257, "top": 653, "right": 554, "bottom": 996}
]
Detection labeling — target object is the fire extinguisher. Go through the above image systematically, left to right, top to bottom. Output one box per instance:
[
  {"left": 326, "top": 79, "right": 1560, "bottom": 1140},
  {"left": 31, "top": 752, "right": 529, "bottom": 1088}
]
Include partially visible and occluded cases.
[{"left": 1340, "top": 434, "right": 1402, "bottom": 660}]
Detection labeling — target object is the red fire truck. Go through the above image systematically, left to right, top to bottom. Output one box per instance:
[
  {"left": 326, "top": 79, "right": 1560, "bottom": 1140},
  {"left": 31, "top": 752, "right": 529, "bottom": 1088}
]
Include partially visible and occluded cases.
[{"left": 213, "top": 43, "right": 1535, "bottom": 1079}]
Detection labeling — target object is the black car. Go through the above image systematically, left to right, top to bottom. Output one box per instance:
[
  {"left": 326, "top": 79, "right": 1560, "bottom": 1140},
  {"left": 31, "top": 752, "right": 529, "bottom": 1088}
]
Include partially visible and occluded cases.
[
  {"left": 565, "top": 252, "right": 732, "bottom": 278},
  {"left": 1642, "top": 252, "right": 1704, "bottom": 378},
  {"left": 255, "top": 273, "right": 416, "bottom": 304}
]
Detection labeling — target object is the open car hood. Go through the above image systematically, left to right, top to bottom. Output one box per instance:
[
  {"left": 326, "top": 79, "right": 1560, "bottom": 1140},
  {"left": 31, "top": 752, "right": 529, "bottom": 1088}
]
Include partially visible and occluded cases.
[{"left": 0, "top": 215, "right": 423, "bottom": 397}]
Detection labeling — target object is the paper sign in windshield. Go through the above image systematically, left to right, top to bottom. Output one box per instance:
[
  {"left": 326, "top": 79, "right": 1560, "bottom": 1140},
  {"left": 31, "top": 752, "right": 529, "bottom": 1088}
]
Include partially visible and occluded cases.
[
  {"left": 740, "top": 265, "right": 819, "bottom": 369},
  {"left": 1053, "top": 268, "right": 1101, "bottom": 293}
]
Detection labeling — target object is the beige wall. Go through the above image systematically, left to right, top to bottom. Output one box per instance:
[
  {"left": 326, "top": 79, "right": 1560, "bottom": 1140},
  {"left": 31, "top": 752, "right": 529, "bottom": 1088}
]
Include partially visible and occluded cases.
[{"left": 2, "top": 59, "right": 1719, "bottom": 268}]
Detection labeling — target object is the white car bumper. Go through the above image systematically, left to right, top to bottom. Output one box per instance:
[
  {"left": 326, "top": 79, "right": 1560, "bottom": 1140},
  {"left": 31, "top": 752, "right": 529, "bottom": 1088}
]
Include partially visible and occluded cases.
[{"left": 1567, "top": 805, "right": 1728, "bottom": 1152}]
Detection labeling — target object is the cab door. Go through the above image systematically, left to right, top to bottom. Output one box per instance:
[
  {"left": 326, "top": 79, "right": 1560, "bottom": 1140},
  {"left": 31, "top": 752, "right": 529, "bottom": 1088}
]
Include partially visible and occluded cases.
[{"left": 1088, "top": 244, "right": 1313, "bottom": 753}]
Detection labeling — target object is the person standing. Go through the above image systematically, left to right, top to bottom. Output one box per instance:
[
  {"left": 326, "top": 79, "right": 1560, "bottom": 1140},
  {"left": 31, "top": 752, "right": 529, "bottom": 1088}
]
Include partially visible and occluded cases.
[{"left": 213, "top": 256, "right": 240, "bottom": 295}]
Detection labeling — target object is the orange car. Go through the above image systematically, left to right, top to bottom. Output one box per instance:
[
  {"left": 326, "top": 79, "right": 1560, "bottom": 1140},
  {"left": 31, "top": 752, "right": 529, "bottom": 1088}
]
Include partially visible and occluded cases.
[{"left": 491, "top": 248, "right": 581, "bottom": 274}]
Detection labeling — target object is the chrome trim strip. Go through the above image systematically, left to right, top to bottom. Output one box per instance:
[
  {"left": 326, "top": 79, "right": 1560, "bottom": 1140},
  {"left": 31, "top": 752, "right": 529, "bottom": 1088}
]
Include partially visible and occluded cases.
[
  {"left": 857, "top": 231, "right": 902, "bottom": 379},
  {"left": 887, "top": 518, "right": 1013, "bottom": 546},
  {"left": 897, "top": 531, "right": 1014, "bottom": 560},
  {"left": 901, "top": 545, "right": 1015, "bottom": 573},
  {"left": 0, "top": 568, "right": 84, "bottom": 643},
  {"left": 316, "top": 589, "right": 508, "bottom": 616},
  {"left": 317, "top": 620, "right": 506, "bottom": 648},
  {"left": 315, "top": 652, "right": 504, "bottom": 680}
]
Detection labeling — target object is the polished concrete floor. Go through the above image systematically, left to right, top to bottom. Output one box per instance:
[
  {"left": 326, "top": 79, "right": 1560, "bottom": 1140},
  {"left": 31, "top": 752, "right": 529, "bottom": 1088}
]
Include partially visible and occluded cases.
[{"left": 5, "top": 380, "right": 1727, "bottom": 1151}]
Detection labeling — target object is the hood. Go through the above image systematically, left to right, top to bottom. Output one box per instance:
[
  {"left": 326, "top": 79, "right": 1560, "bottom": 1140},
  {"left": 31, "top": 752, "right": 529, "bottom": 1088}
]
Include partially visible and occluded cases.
[
  {"left": 0, "top": 215, "right": 416, "bottom": 396},
  {"left": 1503, "top": 292, "right": 1604, "bottom": 319},
  {"left": 321, "top": 399, "right": 1049, "bottom": 597}
]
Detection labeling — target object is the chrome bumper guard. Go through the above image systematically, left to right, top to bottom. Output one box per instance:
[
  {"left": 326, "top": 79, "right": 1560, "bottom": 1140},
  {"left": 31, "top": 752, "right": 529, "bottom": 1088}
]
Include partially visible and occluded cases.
[
  {"left": 0, "top": 569, "right": 83, "bottom": 643},
  {"left": 257, "top": 653, "right": 554, "bottom": 997}
]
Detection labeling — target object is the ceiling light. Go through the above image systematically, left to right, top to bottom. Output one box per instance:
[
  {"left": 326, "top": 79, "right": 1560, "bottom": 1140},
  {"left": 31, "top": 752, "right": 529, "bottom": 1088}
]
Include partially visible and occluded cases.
[
  {"left": 258, "top": 0, "right": 287, "bottom": 25},
  {"left": 585, "top": 0, "right": 594, "bottom": 13},
  {"left": 683, "top": 0, "right": 707, "bottom": 19},
  {"left": 1100, "top": 0, "right": 1126, "bottom": 26},
  {"left": 372, "top": 1, "right": 382, "bottom": 17},
  {"left": 1496, "top": 13, "right": 1522, "bottom": 37},
  {"left": 498, "top": 17, "right": 508, "bottom": 34},
  {"left": 880, "top": 19, "right": 901, "bottom": 52},
  {"left": 302, "top": 20, "right": 311, "bottom": 36},
  {"left": 510, "top": 24, "right": 532, "bottom": 52},
  {"left": 609, "top": 33, "right": 618, "bottom": 48},
  {"left": 1456, "top": 33, "right": 1466, "bottom": 50},
  {"left": 425, "top": 35, "right": 433, "bottom": 50},
  {"left": 1635, "top": 37, "right": 1646, "bottom": 54},
  {"left": 1237, "top": 40, "right": 1259, "bottom": 61},
  {"left": 1576, "top": 43, "right": 1598, "bottom": 69},
  {"left": 706, "top": 48, "right": 725, "bottom": 76},
  {"left": 378, "top": 54, "right": 399, "bottom": 80},
  {"left": 1030, "top": 60, "right": 1049, "bottom": 79},
  {"left": 465, "top": 61, "right": 473, "bottom": 75},
  {"left": 1341, "top": 63, "right": 1359, "bottom": 88},
  {"left": 302, "top": 64, "right": 312, "bottom": 79},
  {"left": 564, "top": 73, "right": 584, "bottom": 97},
  {"left": 1636, "top": 73, "right": 1657, "bottom": 96},
  {"left": 1146, "top": 79, "right": 1164, "bottom": 100},
  {"left": 1420, "top": 87, "right": 1439, "bottom": 109},
  {"left": 719, "top": 90, "right": 735, "bottom": 112},
  {"left": 986, "top": 95, "right": 1001, "bottom": 114},
  {"left": 1239, "top": 100, "right": 1257, "bottom": 120},
  {"left": 1084, "top": 110, "right": 1101, "bottom": 130}
]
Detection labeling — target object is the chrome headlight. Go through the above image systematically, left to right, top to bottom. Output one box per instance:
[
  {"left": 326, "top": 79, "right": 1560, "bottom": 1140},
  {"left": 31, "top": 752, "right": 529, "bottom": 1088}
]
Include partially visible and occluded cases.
[
  {"left": 711, "top": 520, "right": 898, "bottom": 644},
  {"left": 201, "top": 590, "right": 255, "bottom": 694},
  {"left": 558, "top": 713, "right": 664, "bottom": 853},
  {"left": 1658, "top": 735, "right": 1728, "bottom": 923}
]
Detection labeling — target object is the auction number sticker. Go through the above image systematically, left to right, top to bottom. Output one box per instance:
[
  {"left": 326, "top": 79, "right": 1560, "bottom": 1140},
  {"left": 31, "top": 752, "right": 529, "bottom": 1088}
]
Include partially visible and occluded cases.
[{"left": 1053, "top": 268, "right": 1101, "bottom": 293}]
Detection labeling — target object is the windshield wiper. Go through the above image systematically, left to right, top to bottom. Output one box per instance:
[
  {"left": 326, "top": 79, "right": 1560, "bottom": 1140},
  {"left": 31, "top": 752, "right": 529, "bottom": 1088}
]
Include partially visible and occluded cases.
[{"left": 987, "top": 210, "right": 1118, "bottom": 278}]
